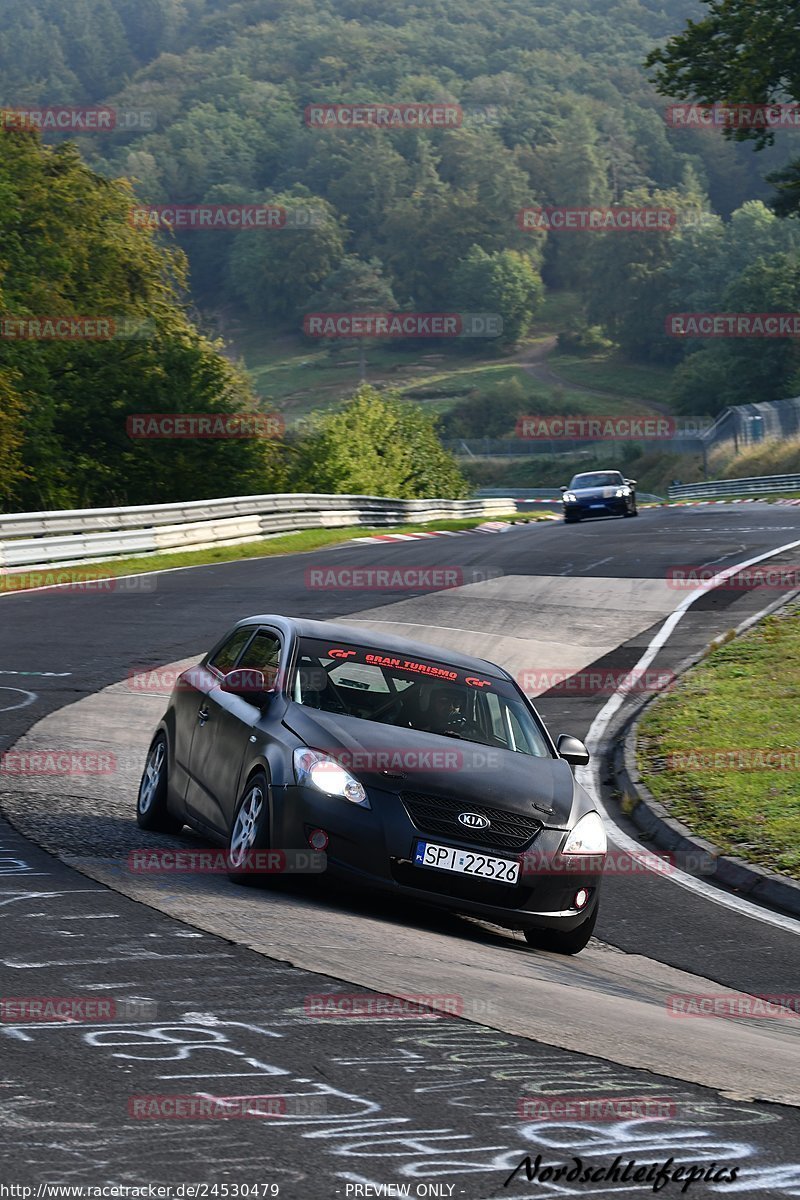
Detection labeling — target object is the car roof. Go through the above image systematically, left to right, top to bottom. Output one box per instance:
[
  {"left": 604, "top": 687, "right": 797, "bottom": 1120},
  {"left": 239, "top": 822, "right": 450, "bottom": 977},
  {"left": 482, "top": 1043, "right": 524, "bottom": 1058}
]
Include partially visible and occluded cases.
[{"left": 234, "top": 615, "right": 513, "bottom": 681}]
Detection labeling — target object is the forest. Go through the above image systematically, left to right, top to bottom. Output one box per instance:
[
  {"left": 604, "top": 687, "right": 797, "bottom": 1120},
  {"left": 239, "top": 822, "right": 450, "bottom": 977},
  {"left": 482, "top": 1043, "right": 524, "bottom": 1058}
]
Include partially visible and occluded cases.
[{"left": 1, "top": 0, "right": 799, "bottom": 505}]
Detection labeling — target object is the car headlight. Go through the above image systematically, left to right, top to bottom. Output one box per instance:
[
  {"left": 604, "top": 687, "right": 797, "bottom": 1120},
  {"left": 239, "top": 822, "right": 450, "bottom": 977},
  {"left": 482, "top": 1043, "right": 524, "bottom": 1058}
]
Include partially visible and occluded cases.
[
  {"left": 615, "top": 487, "right": 630, "bottom": 497},
  {"left": 563, "top": 492, "right": 578, "bottom": 503},
  {"left": 293, "top": 748, "right": 370, "bottom": 807},
  {"left": 562, "top": 812, "right": 607, "bottom": 855}
]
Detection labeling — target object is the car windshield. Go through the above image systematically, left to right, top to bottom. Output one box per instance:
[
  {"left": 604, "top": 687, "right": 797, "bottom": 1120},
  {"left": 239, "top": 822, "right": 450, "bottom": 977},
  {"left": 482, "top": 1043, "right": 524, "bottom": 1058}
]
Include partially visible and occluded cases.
[
  {"left": 569, "top": 472, "right": 624, "bottom": 488},
  {"left": 291, "top": 637, "right": 552, "bottom": 757}
]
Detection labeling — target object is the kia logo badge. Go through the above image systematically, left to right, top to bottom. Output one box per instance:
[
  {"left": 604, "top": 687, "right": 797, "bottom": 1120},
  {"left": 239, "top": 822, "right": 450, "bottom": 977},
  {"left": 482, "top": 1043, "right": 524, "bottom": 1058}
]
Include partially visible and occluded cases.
[{"left": 458, "top": 812, "right": 490, "bottom": 830}]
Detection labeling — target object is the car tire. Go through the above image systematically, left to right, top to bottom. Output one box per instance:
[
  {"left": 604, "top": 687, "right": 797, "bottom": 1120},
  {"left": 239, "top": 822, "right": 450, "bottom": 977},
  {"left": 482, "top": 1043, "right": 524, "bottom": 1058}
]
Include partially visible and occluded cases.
[
  {"left": 564, "top": 515, "right": 580, "bottom": 524},
  {"left": 136, "top": 733, "right": 183, "bottom": 833},
  {"left": 227, "top": 770, "right": 271, "bottom": 886},
  {"left": 523, "top": 902, "right": 598, "bottom": 955}
]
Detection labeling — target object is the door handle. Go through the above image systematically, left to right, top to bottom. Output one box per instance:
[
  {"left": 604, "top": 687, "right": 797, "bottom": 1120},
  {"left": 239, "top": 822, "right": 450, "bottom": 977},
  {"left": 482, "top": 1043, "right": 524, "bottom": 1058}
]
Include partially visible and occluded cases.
[{"left": 197, "top": 706, "right": 210, "bottom": 725}]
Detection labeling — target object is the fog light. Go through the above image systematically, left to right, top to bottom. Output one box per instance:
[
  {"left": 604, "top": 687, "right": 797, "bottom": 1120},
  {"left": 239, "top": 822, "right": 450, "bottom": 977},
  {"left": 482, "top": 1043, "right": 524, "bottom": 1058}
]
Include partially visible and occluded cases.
[
  {"left": 307, "top": 828, "right": 329, "bottom": 851},
  {"left": 574, "top": 888, "right": 589, "bottom": 910}
]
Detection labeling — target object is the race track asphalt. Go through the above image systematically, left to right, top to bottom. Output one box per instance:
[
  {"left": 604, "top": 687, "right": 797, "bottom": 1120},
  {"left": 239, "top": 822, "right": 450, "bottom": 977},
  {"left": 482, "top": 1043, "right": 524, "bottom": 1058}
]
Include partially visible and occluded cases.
[{"left": 1, "top": 502, "right": 799, "bottom": 1197}]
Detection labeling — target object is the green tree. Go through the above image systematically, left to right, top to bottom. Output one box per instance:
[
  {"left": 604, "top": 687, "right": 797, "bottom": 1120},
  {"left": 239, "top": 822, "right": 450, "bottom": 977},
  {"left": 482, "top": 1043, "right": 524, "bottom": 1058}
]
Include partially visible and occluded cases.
[
  {"left": 647, "top": 0, "right": 800, "bottom": 214},
  {"left": 523, "top": 109, "right": 612, "bottom": 292},
  {"left": 0, "top": 122, "right": 284, "bottom": 508},
  {"left": 582, "top": 186, "right": 707, "bottom": 362},
  {"left": 227, "top": 194, "right": 345, "bottom": 326},
  {"left": 449, "top": 245, "right": 543, "bottom": 347},
  {"left": 671, "top": 253, "right": 800, "bottom": 415},
  {"left": 304, "top": 255, "right": 397, "bottom": 379},
  {"left": 0, "top": 367, "right": 28, "bottom": 508},
  {"left": 440, "top": 378, "right": 555, "bottom": 439},
  {"left": 289, "top": 386, "right": 469, "bottom": 498}
]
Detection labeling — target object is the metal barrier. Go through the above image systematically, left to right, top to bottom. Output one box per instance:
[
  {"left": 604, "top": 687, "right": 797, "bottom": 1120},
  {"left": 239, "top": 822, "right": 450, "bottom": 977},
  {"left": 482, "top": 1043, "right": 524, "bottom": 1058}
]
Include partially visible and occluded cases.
[
  {"left": 443, "top": 436, "right": 705, "bottom": 458},
  {"left": 667, "top": 474, "right": 800, "bottom": 501},
  {"left": 476, "top": 487, "right": 665, "bottom": 503},
  {"left": 476, "top": 488, "right": 563, "bottom": 499},
  {"left": 0, "top": 494, "right": 514, "bottom": 570}
]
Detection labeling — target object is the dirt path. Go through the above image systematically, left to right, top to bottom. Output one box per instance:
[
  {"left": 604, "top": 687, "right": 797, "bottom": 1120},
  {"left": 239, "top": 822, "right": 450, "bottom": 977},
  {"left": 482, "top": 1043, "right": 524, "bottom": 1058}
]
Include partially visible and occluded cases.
[{"left": 513, "top": 335, "right": 671, "bottom": 416}]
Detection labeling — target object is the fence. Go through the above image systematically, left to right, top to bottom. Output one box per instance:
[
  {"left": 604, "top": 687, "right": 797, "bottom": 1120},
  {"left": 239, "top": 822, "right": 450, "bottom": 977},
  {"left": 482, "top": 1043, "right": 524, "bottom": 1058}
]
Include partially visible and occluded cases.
[
  {"left": 700, "top": 396, "right": 800, "bottom": 457},
  {"left": 443, "top": 436, "right": 705, "bottom": 458},
  {"left": 667, "top": 474, "right": 800, "bottom": 501},
  {"left": 0, "top": 493, "right": 513, "bottom": 570}
]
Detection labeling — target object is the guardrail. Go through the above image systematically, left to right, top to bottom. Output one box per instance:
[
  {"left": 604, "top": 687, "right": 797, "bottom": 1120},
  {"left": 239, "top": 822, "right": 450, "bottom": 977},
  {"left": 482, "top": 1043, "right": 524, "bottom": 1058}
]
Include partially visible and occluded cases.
[
  {"left": 444, "top": 437, "right": 705, "bottom": 458},
  {"left": 667, "top": 474, "right": 800, "bottom": 501},
  {"left": 476, "top": 487, "right": 665, "bottom": 503},
  {"left": 476, "top": 488, "right": 563, "bottom": 499},
  {"left": 0, "top": 494, "right": 514, "bottom": 570}
]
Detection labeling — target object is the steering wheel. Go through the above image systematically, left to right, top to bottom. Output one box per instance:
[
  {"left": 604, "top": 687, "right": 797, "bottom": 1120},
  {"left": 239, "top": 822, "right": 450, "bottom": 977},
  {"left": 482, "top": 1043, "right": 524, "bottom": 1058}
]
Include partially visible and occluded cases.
[{"left": 445, "top": 714, "right": 484, "bottom": 739}]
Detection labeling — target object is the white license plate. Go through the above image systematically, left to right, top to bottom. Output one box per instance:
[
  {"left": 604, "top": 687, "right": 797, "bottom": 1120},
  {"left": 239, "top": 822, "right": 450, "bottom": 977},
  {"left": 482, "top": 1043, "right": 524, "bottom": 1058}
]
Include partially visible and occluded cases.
[{"left": 413, "top": 840, "right": 520, "bottom": 884}]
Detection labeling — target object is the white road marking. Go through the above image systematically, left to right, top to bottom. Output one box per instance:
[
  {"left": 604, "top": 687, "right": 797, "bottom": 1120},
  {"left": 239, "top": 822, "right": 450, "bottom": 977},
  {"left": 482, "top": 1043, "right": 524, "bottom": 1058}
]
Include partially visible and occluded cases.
[
  {"left": 673, "top": 526, "right": 798, "bottom": 534},
  {"left": 578, "top": 535, "right": 800, "bottom": 936},
  {"left": 698, "top": 549, "right": 745, "bottom": 569},
  {"left": 579, "top": 557, "right": 614, "bottom": 573},
  {"left": 0, "top": 670, "right": 72, "bottom": 677},
  {"left": 0, "top": 687, "right": 37, "bottom": 713},
  {"left": 57, "top": 913, "right": 121, "bottom": 920}
]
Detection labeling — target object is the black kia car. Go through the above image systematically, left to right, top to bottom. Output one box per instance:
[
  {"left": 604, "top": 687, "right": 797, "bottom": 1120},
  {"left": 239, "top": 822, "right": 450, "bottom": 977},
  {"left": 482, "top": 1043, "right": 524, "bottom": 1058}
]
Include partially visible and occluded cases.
[
  {"left": 561, "top": 470, "right": 638, "bottom": 522},
  {"left": 136, "top": 616, "right": 606, "bottom": 953}
]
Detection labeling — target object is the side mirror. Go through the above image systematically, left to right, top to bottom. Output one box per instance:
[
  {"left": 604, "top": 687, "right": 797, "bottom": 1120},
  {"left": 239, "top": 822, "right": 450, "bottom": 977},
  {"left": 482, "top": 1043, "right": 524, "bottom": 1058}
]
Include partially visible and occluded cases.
[
  {"left": 625, "top": 478, "right": 637, "bottom": 487},
  {"left": 559, "top": 485, "right": 568, "bottom": 493},
  {"left": 221, "top": 668, "right": 274, "bottom": 707},
  {"left": 556, "top": 733, "right": 590, "bottom": 766}
]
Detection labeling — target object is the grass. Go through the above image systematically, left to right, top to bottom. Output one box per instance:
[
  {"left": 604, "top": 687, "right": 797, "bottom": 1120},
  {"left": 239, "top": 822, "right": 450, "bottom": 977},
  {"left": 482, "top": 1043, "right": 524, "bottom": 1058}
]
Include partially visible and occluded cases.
[
  {"left": 228, "top": 319, "right": 679, "bottom": 427},
  {"left": 233, "top": 330, "right": 530, "bottom": 424},
  {"left": 551, "top": 351, "right": 676, "bottom": 405},
  {"left": 717, "top": 437, "right": 800, "bottom": 481},
  {"left": 463, "top": 448, "right": 699, "bottom": 496},
  {"left": 0, "top": 514, "right": 540, "bottom": 591},
  {"left": 637, "top": 603, "right": 800, "bottom": 879}
]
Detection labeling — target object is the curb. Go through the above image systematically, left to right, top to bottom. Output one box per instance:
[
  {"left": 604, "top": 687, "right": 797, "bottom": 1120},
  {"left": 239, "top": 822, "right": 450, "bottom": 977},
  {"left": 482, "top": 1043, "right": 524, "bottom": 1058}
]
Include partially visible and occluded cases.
[
  {"left": 665, "top": 497, "right": 800, "bottom": 507},
  {"left": 612, "top": 594, "right": 800, "bottom": 920}
]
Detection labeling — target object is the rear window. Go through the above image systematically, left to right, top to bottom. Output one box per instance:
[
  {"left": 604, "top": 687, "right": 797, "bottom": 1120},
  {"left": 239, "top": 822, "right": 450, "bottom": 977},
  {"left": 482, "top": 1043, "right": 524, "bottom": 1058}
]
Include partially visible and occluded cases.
[{"left": 291, "top": 637, "right": 552, "bottom": 758}]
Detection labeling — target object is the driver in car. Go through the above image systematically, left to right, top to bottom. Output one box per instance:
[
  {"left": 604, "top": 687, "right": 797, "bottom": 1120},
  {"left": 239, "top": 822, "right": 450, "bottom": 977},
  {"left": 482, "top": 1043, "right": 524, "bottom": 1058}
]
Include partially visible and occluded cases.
[{"left": 420, "top": 685, "right": 465, "bottom": 734}]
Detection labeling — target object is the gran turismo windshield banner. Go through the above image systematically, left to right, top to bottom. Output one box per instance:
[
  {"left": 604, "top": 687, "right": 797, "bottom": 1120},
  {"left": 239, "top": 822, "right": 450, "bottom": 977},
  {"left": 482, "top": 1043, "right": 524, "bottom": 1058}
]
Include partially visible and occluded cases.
[{"left": 296, "top": 638, "right": 510, "bottom": 694}]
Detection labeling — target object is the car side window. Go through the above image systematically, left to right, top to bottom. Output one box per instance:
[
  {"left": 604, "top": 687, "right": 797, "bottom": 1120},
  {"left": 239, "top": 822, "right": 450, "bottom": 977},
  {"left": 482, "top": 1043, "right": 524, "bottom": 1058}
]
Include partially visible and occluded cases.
[
  {"left": 208, "top": 627, "right": 253, "bottom": 675},
  {"left": 237, "top": 631, "right": 281, "bottom": 688},
  {"left": 484, "top": 692, "right": 507, "bottom": 742}
]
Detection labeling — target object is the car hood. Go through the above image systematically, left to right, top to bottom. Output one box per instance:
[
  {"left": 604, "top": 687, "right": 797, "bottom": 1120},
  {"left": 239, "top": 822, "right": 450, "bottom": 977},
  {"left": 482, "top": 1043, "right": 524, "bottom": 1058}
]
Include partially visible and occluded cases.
[
  {"left": 570, "top": 485, "right": 621, "bottom": 500},
  {"left": 282, "top": 706, "right": 576, "bottom": 824}
]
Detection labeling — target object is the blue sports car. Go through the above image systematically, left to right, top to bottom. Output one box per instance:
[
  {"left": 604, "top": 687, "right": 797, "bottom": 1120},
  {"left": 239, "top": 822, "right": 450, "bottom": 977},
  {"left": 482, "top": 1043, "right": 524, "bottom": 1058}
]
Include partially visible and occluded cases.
[{"left": 561, "top": 470, "right": 638, "bottom": 522}]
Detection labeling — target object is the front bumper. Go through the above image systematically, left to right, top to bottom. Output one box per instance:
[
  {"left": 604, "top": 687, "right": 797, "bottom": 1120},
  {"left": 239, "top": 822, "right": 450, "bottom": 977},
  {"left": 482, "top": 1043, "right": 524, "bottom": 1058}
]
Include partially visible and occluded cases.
[
  {"left": 564, "top": 498, "right": 628, "bottom": 519},
  {"left": 273, "top": 783, "right": 603, "bottom": 932}
]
